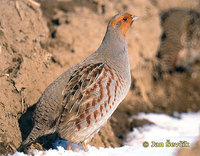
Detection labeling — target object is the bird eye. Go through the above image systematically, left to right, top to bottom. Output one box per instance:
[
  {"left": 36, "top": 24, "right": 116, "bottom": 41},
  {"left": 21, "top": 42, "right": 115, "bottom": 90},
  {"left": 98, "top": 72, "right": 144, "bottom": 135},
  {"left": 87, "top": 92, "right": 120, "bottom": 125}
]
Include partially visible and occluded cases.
[{"left": 123, "top": 17, "right": 127, "bottom": 21}]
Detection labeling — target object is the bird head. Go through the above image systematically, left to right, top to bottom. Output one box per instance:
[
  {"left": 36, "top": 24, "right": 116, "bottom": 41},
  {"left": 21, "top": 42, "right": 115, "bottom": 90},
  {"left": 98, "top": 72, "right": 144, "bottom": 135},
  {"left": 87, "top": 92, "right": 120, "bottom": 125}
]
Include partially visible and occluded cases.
[{"left": 108, "top": 12, "right": 138, "bottom": 37}]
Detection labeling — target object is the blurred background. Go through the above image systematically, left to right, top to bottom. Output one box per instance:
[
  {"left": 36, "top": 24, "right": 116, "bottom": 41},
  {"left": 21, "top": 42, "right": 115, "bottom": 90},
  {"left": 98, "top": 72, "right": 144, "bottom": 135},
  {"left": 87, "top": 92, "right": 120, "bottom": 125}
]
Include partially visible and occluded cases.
[{"left": 0, "top": 0, "right": 200, "bottom": 155}]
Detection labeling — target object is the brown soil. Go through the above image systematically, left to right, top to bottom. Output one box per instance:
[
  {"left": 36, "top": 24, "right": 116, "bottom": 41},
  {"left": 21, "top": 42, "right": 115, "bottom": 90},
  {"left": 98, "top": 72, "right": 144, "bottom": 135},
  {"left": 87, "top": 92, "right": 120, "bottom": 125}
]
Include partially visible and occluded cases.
[
  {"left": 0, "top": 0, "right": 200, "bottom": 155},
  {"left": 177, "top": 137, "right": 200, "bottom": 156}
]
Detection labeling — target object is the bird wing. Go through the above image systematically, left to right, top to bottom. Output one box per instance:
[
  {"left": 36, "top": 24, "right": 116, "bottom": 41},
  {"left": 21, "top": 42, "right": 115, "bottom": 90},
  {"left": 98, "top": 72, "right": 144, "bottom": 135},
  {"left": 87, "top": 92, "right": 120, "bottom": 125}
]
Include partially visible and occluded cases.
[{"left": 58, "top": 62, "right": 105, "bottom": 128}]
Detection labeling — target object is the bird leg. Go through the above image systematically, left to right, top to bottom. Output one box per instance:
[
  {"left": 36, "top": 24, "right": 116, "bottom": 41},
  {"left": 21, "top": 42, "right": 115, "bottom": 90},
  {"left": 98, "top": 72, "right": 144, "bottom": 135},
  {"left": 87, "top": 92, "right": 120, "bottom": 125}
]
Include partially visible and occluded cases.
[
  {"left": 66, "top": 141, "right": 72, "bottom": 150},
  {"left": 81, "top": 142, "right": 89, "bottom": 152}
]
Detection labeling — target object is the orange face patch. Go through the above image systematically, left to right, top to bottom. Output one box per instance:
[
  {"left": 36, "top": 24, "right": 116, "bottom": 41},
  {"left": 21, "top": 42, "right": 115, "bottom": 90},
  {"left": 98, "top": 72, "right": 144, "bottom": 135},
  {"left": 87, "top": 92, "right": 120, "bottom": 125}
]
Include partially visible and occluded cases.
[{"left": 109, "top": 13, "right": 133, "bottom": 37}]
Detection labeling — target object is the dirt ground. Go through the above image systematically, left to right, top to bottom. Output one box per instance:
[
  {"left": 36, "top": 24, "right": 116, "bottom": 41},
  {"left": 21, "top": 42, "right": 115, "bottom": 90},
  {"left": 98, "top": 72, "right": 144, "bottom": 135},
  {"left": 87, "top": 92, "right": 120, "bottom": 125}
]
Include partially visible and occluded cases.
[{"left": 0, "top": 0, "right": 200, "bottom": 155}]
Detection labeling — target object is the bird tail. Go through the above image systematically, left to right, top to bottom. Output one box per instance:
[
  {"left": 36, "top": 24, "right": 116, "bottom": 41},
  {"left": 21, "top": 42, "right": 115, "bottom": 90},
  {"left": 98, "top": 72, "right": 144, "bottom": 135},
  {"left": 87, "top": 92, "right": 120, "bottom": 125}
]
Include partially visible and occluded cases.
[{"left": 18, "top": 126, "right": 41, "bottom": 152}]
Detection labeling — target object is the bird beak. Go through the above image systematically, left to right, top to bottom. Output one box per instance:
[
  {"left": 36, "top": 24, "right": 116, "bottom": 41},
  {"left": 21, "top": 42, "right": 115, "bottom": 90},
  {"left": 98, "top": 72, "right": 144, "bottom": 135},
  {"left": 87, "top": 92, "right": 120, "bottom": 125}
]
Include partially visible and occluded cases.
[{"left": 131, "top": 15, "right": 139, "bottom": 21}]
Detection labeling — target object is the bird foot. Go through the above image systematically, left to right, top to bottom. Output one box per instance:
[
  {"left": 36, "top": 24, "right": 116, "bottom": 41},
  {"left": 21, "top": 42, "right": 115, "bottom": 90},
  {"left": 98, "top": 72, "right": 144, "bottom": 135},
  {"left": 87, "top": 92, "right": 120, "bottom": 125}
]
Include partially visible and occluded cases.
[
  {"left": 66, "top": 141, "right": 72, "bottom": 150},
  {"left": 81, "top": 142, "right": 89, "bottom": 152}
]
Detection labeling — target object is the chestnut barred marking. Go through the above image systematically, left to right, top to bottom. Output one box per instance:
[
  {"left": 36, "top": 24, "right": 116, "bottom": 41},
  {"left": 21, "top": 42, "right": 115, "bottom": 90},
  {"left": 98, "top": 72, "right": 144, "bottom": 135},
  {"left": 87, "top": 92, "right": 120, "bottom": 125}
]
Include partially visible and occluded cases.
[
  {"left": 114, "top": 81, "right": 118, "bottom": 102},
  {"left": 92, "top": 99, "right": 96, "bottom": 106},
  {"left": 104, "top": 101, "right": 107, "bottom": 108},
  {"left": 100, "top": 104, "right": 103, "bottom": 112},
  {"left": 94, "top": 110, "right": 98, "bottom": 120},
  {"left": 80, "top": 114, "right": 85, "bottom": 119},
  {"left": 86, "top": 114, "right": 91, "bottom": 126},
  {"left": 75, "top": 119, "right": 81, "bottom": 130}
]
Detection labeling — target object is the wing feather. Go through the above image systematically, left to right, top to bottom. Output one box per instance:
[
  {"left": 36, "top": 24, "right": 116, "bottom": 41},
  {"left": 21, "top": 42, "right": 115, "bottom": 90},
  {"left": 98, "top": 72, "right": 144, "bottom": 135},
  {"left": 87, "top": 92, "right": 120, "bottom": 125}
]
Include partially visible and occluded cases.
[{"left": 59, "top": 63, "right": 105, "bottom": 126}]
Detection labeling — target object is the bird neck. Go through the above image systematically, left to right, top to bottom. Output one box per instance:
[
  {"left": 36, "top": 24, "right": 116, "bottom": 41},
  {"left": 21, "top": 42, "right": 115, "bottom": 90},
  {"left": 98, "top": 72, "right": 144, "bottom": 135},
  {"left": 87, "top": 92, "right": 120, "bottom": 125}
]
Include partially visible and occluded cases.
[
  {"left": 102, "top": 27, "right": 125, "bottom": 47},
  {"left": 97, "top": 28, "right": 130, "bottom": 76}
]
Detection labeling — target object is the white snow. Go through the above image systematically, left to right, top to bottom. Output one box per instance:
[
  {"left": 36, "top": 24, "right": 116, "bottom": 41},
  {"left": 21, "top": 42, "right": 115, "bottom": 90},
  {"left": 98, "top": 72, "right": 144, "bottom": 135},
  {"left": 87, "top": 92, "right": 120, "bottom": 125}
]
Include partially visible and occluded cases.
[
  {"left": 9, "top": 111, "right": 200, "bottom": 156},
  {"left": 124, "top": 112, "right": 200, "bottom": 146}
]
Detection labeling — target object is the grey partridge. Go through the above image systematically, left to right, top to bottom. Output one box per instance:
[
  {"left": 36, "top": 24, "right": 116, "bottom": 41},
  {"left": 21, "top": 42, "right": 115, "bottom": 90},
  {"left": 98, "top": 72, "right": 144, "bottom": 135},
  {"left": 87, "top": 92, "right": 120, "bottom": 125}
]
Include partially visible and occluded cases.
[
  {"left": 156, "top": 10, "right": 200, "bottom": 74},
  {"left": 21, "top": 12, "right": 138, "bottom": 152}
]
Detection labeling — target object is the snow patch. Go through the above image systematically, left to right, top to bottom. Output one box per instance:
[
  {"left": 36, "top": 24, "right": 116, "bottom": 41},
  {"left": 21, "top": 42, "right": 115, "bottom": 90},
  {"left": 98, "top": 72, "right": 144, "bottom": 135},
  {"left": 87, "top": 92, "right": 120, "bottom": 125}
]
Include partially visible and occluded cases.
[{"left": 9, "top": 111, "right": 200, "bottom": 156}]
